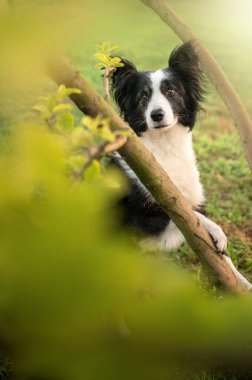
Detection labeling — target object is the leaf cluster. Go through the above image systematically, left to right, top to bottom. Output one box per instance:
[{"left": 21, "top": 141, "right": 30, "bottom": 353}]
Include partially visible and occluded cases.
[
  {"left": 94, "top": 41, "right": 124, "bottom": 70},
  {"left": 33, "top": 84, "right": 129, "bottom": 181}
]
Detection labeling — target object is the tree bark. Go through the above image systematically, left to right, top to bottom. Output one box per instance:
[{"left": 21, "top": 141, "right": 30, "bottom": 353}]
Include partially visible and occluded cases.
[
  {"left": 140, "top": 0, "right": 252, "bottom": 172},
  {"left": 47, "top": 55, "right": 251, "bottom": 293}
]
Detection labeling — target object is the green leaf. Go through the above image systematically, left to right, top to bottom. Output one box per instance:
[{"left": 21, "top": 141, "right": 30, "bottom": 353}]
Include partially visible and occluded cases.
[
  {"left": 102, "top": 41, "right": 110, "bottom": 53},
  {"left": 94, "top": 42, "right": 122, "bottom": 70},
  {"left": 109, "top": 44, "right": 120, "bottom": 52},
  {"left": 94, "top": 53, "right": 108, "bottom": 63},
  {"left": 105, "top": 56, "right": 124, "bottom": 69},
  {"left": 111, "top": 57, "right": 121, "bottom": 64},
  {"left": 113, "top": 62, "right": 124, "bottom": 68},
  {"left": 95, "top": 63, "right": 106, "bottom": 69},
  {"left": 57, "top": 84, "right": 67, "bottom": 98},
  {"left": 57, "top": 85, "right": 81, "bottom": 100},
  {"left": 64, "top": 88, "right": 81, "bottom": 97},
  {"left": 47, "top": 95, "right": 57, "bottom": 112},
  {"left": 53, "top": 103, "right": 73, "bottom": 113},
  {"left": 33, "top": 105, "right": 48, "bottom": 114},
  {"left": 33, "top": 105, "right": 51, "bottom": 120},
  {"left": 56, "top": 112, "right": 75, "bottom": 133},
  {"left": 81, "top": 115, "right": 100, "bottom": 131},
  {"left": 99, "top": 125, "right": 116, "bottom": 143},
  {"left": 71, "top": 127, "right": 91, "bottom": 147},
  {"left": 67, "top": 155, "right": 86, "bottom": 172},
  {"left": 84, "top": 159, "right": 102, "bottom": 181}
]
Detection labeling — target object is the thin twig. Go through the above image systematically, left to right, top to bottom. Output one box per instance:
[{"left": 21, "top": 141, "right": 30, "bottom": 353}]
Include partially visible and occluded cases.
[
  {"left": 103, "top": 68, "right": 110, "bottom": 103},
  {"left": 74, "top": 134, "right": 127, "bottom": 180}
]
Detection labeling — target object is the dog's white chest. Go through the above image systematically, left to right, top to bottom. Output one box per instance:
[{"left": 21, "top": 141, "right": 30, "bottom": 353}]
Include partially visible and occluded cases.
[{"left": 140, "top": 125, "right": 205, "bottom": 207}]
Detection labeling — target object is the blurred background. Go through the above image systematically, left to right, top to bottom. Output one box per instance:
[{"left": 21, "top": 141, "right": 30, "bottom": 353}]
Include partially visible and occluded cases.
[{"left": 0, "top": 1, "right": 252, "bottom": 379}]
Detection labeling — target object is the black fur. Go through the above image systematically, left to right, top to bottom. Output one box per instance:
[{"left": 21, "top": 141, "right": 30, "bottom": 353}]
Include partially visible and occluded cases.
[
  {"left": 168, "top": 41, "right": 205, "bottom": 128},
  {"left": 111, "top": 60, "right": 151, "bottom": 135},
  {"left": 111, "top": 156, "right": 170, "bottom": 235},
  {"left": 120, "top": 190, "right": 170, "bottom": 235}
]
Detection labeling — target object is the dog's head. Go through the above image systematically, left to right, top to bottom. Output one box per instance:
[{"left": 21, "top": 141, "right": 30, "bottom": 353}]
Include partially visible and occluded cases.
[{"left": 110, "top": 42, "right": 205, "bottom": 135}]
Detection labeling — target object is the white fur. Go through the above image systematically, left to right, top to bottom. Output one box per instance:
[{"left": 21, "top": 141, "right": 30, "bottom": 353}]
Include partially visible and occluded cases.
[
  {"left": 146, "top": 70, "right": 177, "bottom": 129},
  {"left": 140, "top": 123, "right": 205, "bottom": 251},
  {"left": 141, "top": 124, "right": 205, "bottom": 207},
  {"left": 195, "top": 211, "right": 227, "bottom": 253},
  {"left": 141, "top": 220, "right": 185, "bottom": 252},
  {"left": 223, "top": 256, "right": 252, "bottom": 290}
]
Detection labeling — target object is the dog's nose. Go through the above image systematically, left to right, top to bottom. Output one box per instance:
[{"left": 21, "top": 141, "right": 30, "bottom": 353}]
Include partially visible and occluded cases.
[{"left": 151, "top": 109, "right": 165, "bottom": 122}]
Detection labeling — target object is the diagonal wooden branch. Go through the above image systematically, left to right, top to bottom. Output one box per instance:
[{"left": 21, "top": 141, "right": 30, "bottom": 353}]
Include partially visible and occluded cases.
[
  {"left": 140, "top": 0, "right": 252, "bottom": 172},
  {"left": 47, "top": 55, "right": 251, "bottom": 293}
]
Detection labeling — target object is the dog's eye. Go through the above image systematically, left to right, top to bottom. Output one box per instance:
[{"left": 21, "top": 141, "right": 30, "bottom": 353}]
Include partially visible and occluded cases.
[
  {"left": 165, "top": 89, "right": 176, "bottom": 97},
  {"left": 139, "top": 93, "right": 149, "bottom": 104}
]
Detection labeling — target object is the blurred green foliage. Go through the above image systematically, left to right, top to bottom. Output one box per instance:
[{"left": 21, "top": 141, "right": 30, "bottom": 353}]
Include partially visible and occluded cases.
[
  {"left": 0, "top": 1, "right": 252, "bottom": 379},
  {"left": 0, "top": 121, "right": 252, "bottom": 380}
]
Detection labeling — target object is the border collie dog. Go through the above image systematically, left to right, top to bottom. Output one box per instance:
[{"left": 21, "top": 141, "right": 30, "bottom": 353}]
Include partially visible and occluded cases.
[{"left": 110, "top": 42, "right": 251, "bottom": 288}]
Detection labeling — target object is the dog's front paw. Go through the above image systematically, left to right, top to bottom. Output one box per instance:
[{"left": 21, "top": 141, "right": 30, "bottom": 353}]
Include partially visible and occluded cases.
[{"left": 208, "top": 223, "right": 227, "bottom": 253}]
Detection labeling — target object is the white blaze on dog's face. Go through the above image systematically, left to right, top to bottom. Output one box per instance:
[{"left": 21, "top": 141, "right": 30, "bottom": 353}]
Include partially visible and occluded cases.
[{"left": 145, "top": 70, "right": 177, "bottom": 131}]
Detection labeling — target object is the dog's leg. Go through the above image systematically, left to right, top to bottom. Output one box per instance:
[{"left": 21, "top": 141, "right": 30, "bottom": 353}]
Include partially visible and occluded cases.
[
  {"left": 112, "top": 153, "right": 170, "bottom": 235},
  {"left": 194, "top": 211, "right": 227, "bottom": 253},
  {"left": 195, "top": 211, "right": 252, "bottom": 290},
  {"left": 222, "top": 254, "right": 252, "bottom": 290}
]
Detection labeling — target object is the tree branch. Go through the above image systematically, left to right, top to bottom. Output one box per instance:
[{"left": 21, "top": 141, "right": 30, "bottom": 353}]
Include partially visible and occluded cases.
[
  {"left": 140, "top": 0, "right": 252, "bottom": 172},
  {"left": 47, "top": 55, "right": 251, "bottom": 293}
]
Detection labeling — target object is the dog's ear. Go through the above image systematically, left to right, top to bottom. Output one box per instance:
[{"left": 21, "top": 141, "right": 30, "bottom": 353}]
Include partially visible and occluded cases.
[
  {"left": 168, "top": 41, "right": 205, "bottom": 110},
  {"left": 110, "top": 58, "right": 138, "bottom": 116}
]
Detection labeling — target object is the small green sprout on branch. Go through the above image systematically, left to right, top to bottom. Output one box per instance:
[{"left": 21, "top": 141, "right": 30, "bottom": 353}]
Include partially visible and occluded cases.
[
  {"left": 94, "top": 41, "right": 124, "bottom": 102},
  {"left": 33, "top": 84, "right": 81, "bottom": 133},
  {"left": 34, "top": 84, "right": 129, "bottom": 181}
]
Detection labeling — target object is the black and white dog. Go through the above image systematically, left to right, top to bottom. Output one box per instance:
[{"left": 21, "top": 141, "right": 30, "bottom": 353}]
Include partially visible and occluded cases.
[{"left": 110, "top": 42, "right": 251, "bottom": 288}]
